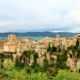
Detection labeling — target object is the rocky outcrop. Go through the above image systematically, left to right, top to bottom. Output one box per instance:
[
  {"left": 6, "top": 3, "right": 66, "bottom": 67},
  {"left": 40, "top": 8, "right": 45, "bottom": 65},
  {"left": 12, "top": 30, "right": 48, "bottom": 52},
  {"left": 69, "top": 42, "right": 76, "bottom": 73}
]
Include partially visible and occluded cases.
[
  {"left": 66, "top": 50, "right": 80, "bottom": 71},
  {"left": 66, "top": 58, "right": 76, "bottom": 71},
  {"left": 76, "top": 59, "right": 80, "bottom": 71}
]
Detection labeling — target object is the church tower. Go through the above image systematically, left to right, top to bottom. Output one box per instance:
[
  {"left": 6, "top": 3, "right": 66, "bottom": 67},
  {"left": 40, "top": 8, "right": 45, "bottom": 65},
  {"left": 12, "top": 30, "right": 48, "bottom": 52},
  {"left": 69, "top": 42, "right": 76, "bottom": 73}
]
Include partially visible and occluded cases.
[{"left": 8, "top": 34, "right": 16, "bottom": 41}]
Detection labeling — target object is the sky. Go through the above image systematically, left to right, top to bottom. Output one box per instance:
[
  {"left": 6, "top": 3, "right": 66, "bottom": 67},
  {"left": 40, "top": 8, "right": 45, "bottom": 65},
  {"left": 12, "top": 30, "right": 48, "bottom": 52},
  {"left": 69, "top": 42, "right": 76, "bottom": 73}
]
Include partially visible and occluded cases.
[{"left": 0, "top": 0, "right": 80, "bottom": 32}]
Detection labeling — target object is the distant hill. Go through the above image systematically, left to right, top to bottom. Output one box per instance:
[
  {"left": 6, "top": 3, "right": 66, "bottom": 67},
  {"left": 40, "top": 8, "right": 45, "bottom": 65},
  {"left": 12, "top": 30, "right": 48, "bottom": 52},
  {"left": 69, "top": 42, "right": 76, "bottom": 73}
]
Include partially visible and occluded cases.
[{"left": 0, "top": 32, "right": 79, "bottom": 38}]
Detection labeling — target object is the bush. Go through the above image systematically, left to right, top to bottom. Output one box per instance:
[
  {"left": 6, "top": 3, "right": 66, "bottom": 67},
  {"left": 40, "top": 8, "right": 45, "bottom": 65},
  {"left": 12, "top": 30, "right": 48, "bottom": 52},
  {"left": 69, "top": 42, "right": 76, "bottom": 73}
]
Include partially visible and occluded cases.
[{"left": 53, "top": 70, "right": 80, "bottom": 80}]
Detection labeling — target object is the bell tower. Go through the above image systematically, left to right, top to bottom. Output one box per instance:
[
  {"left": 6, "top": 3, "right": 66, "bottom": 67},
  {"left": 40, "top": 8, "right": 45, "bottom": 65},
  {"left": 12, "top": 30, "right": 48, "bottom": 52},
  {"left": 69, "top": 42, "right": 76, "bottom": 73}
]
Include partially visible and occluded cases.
[
  {"left": 8, "top": 34, "right": 16, "bottom": 41},
  {"left": 56, "top": 34, "right": 60, "bottom": 39}
]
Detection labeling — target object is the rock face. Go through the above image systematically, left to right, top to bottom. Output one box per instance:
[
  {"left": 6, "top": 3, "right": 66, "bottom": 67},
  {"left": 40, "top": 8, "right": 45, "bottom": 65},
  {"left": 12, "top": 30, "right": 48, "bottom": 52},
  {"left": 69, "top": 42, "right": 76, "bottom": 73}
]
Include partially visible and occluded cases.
[
  {"left": 66, "top": 50, "right": 80, "bottom": 71},
  {"left": 37, "top": 52, "right": 57, "bottom": 66},
  {"left": 46, "top": 52, "right": 50, "bottom": 61},
  {"left": 37, "top": 56, "right": 46, "bottom": 66},
  {"left": 66, "top": 58, "right": 76, "bottom": 71},
  {"left": 76, "top": 59, "right": 80, "bottom": 71}
]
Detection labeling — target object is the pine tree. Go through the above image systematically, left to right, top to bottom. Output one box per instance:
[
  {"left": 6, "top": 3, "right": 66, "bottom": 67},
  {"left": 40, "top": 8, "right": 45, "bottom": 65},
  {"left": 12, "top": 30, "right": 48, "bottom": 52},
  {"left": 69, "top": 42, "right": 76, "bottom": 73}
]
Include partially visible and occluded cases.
[
  {"left": 76, "top": 39, "right": 79, "bottom": 46},
  {"left": 47, "top": 43, "right": 51, "bottom": 52}
]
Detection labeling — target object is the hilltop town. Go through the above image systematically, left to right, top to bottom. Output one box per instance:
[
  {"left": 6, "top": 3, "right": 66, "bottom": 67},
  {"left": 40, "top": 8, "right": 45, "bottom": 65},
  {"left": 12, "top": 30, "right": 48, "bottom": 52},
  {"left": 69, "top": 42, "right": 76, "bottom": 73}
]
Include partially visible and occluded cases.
[
  {"left": 1, "top": 0, "right": 80, "bottom": 79},
  {"left": 0, "top": 33, "right": 79, "bottom": 53},
  {"left": 0, "top": 33, "right": 80, "bottom": 80},
  {"left": 0, "top": 34, "right": 80, "bottom": 71}
]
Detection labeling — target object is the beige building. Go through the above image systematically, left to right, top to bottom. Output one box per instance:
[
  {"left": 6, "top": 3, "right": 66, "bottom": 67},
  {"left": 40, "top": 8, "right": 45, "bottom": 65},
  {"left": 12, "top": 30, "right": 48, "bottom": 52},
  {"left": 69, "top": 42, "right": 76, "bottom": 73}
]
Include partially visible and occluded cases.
[
  {"left": 0, "top": 34, "right": 79, "bottom": 55},
  {"left": 0, "top": 34, "right": 80, "bottom": 66},
  {"left": 2, "top": 34, "right": 36, "bottom": 58},
  {"left": 38, "top": 34, "right": 80, "bottom": 48},
  {"left": 0, "top": 40, "right": 7, "bottom": 52}
]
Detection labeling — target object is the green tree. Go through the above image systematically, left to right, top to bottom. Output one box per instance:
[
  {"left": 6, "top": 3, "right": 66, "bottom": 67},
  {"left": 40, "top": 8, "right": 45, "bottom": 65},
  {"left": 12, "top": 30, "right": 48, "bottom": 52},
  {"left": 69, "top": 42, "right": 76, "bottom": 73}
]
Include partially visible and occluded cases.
[
  {"left": 76, "top": 38, "right": 79, "bottom": 47},
  {"left": 47, "top": 43, "right": 51, "bottom": 52},
  {"left": 22, "top": 50, "right": 31, "bottom": 66},
  {"left": 31, "top": 51, "right": 39, "bottom": 68},
  {"left": 55, "top": 51, "right": 69, "bottom": 69},
  {"left": 0, "top": 53, "right": 4, "bottom": 69},
  {"left": 42, "top": 59, "right": 49, "bottom": 72},
  {"left": 53, "top": 70, "right": 80, "bottom": 80}
]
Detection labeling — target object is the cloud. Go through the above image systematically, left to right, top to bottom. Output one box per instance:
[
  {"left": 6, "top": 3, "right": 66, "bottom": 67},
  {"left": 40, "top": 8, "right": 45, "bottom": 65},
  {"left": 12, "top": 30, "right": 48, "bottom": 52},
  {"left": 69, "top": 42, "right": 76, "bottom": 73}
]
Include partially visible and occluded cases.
[
  {"left": 0, "top": 0, "right": 80, "bottom": 32},
  {"left": 64, "top": 9, "right": 80, "bottom": 24},
  {"left": 69, "top": 27, "right": 80, "bottom": 33}
]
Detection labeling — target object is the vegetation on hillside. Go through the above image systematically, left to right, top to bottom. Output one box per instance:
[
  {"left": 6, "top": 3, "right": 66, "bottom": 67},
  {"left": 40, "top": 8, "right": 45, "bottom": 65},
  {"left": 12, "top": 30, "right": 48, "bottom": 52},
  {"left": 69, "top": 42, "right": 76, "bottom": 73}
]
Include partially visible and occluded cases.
[{"left": 0, "top": 39, "right": 80, "bottom": 79}]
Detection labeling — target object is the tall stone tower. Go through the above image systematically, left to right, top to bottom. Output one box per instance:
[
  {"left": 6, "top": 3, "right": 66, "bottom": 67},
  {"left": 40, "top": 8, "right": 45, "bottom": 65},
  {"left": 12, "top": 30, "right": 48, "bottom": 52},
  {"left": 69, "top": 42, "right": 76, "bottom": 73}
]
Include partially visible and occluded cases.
[
  {"left": 8, "top": 34, "right": 16, "bottom": 41},
  {"left": 56, "top": 34, "right": 60, "bottom": 39}
]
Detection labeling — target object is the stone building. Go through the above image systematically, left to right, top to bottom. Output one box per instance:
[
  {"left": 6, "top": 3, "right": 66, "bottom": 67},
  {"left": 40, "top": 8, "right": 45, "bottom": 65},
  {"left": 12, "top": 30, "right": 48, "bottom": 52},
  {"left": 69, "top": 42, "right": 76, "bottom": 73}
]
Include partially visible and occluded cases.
[
  {"left": 0, "top": 33, "right": 80, "bottom": 67},
  {"left": 0, "top": 34, "right": 79, "bottom": 58},
  {"left": 2, "top": 34, "right": 36, "bottom": 62},
  {"left": 3, "top": 34, "right": 36, "bottom": 53},
  {"left": 0, "top": 40, "right": 7, "bottom": 52}
]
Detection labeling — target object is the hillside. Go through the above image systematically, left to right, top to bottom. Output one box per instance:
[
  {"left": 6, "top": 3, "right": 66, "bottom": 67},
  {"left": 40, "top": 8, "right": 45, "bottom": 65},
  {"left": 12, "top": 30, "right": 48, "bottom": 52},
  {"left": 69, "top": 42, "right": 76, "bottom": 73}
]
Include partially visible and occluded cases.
[{"left": 0, "top": 32, "right": 79, "bottom": 40}]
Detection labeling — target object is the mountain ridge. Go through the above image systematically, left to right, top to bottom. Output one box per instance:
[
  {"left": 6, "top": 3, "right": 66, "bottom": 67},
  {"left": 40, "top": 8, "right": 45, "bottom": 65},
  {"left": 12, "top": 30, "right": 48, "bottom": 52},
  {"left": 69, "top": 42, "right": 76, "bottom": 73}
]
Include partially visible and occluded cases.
[{"left": 0, "top": 32, "right": 79, "bottom": 38}]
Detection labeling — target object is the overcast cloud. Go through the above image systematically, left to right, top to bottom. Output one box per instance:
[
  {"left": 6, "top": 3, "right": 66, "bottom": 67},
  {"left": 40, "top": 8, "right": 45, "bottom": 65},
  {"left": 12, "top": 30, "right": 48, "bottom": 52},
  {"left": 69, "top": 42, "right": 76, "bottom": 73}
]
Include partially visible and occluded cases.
[{"left": 0, "top": 0, "right": 80, "bottom": 32}]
